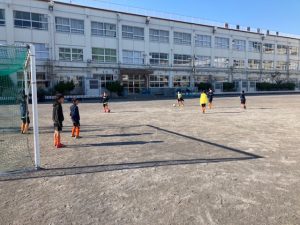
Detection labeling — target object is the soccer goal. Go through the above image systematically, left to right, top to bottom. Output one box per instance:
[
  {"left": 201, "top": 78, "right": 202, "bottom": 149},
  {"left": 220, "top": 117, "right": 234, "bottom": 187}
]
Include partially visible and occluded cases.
[{"left": 0, "top": 44, "right": 40, "bottom": 173}]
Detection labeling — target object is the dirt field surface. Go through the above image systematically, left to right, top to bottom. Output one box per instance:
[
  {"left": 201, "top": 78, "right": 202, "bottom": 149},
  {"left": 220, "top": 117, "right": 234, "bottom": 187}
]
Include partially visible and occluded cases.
[{"left": 1, "top": 95, "right": 300, "bottom": 225}]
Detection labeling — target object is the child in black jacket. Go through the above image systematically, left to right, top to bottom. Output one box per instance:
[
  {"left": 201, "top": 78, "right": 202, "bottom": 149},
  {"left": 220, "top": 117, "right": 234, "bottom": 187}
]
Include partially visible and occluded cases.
[
  {"left": 240, "top": 91, "right": 246, "bottom": 109},
  {"left": 53, "top": 93, "right": 65, "bottom": 148},
  {"left": 70, "top": 98, "right": 81, "bottom": 139}
]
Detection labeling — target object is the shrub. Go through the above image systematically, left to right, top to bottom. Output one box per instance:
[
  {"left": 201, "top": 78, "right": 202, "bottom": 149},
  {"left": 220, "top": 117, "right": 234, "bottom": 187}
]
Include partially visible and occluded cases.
[
  {"left": 54, "top": 81, "right": 75, "bottom": 95},
  {"left": 106, "top": 81, "right": 124, "bottom": 96},
  {"left": 197, "top": 82, "right": 212, "bottom": 92},
  {"left": 223, "top": 82, "right": 235, "bottom": 92},
  {"left": 256, "top": 82, "right": 295, "bottom": 91}
]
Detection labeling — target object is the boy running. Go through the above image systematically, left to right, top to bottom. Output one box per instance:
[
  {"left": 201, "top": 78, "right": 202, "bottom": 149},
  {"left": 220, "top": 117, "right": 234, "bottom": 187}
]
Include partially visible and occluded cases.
[
  {"left": 207, "top": 88, "right": 214, "bottom": 109},
  {"left": 200, "top": 90, "right": 208, "bottom": 114},
  {"left": 240, "top": 90, "right": 247, "bottom": 109},
  {"left": 177, "top": 91, "right": 184, "bottom": 107},
  {"left": 101, "top": 92, "right": 110, "bottom": 113},
  {"left": 53, "top": 93, "right": 65, "bottom": 148},
  {"left": 20, "top": 94, "right": 30, "bottom": 134},
  {"left": 70, "top": 98, "right": 81, "bottom": 139}
]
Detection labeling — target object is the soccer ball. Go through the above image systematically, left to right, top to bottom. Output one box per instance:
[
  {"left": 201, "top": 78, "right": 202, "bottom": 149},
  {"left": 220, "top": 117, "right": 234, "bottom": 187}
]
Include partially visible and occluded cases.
[{"left": 172, "top": 104, "right": 176, "bottom": 107}]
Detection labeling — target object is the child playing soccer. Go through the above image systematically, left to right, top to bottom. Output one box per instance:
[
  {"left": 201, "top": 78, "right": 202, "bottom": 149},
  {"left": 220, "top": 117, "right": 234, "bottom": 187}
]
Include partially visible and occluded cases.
[
  {"left": 207, "top": 88, "right": 214, "bottom": 109},
  {"left": 200, "top": 90, "right": 208, "bottom": 114},
  {"left": 240, "top": 90, "right": 247, "bottom": 109},
  {"left": 177, "top": 91, "right": 184, "bottom": 107},
  {"left": 101, "top": 92, "right": 110, "bottom": 113},
  {"left": 53, "top": 93, "right": 65, "bottom": 148},
  {"left": 20, "top": 94, "right": 30, "bottom": 134},
  {"left": 70, "top": 98, "right": 81, "bottom": 139}
]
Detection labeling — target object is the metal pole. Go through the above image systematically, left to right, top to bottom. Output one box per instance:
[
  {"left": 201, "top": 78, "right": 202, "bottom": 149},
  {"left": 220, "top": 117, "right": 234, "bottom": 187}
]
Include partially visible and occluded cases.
[{"left": 29, "top": 44, "right": 41, "bottom": 169}]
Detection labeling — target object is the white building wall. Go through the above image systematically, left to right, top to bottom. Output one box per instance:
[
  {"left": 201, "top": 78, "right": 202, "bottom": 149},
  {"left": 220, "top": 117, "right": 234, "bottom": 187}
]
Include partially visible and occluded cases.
[{"left": 0, "top": 0, "right": 299, "bottom": 94}]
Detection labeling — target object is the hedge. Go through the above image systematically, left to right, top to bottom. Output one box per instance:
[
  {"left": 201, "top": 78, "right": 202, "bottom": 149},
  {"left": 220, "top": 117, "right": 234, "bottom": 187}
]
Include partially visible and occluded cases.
[{"left": 256, "top": 82, "right": 295, "bottom": 91}]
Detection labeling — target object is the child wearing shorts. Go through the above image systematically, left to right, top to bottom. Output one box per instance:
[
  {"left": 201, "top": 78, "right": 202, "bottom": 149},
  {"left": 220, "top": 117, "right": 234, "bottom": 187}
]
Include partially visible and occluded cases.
[{"left": 200, "top": 90, "right": 208, "bottom": 114}]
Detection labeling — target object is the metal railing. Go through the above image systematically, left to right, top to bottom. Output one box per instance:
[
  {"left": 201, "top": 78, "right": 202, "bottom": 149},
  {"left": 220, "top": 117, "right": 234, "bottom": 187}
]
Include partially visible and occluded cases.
[{"left": 56, "top": 0, "right": 300, "bottom": 40}]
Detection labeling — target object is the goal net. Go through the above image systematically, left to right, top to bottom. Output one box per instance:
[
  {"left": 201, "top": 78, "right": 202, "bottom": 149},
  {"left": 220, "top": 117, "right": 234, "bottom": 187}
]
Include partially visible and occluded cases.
[{"left": 0, "top": 44, "right": 40, "bottom": 174}]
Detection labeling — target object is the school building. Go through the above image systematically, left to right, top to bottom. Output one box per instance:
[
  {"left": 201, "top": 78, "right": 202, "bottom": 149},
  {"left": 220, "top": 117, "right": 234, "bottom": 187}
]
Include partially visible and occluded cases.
[{"left": 1, "top": 0, "right": 300, "bottom": 95}]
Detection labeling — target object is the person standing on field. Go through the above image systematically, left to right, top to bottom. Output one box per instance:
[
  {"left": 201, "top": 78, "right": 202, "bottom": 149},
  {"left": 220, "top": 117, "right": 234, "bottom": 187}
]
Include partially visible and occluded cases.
[
  {"left": 207, "top": 88, "right": 214, "bottom": 109},
  {"left": 200, "top": 90, "right": 208, "bottom": 114},
  {"left": 240, "top": 90, "right": 247, "bottom": 109},
  {"left": 53, "top": 93, "right": 65, "bottom": 148},
  {"left": 70, "top": 98, "right": 81, "bottom": 139}
]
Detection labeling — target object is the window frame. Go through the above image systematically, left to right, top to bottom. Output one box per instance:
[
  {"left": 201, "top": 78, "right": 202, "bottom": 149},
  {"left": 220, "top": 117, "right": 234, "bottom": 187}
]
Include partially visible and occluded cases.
[
  {"left": 0, "top": 9, "right": 5, "bottom": 26},
  {"left": 14, "top": 10, "right": 48, "bottom": 30},
  {"left": 55, "top": 17, "right": 84, "bottom": 34},
  {"left": 91, "top": 21, "right": 117, "bottom": 37},
  {"left": 122, "top": 25, "right": 144, "bottom": 40},
  {"left": 149, "top": 28, "right": 169, "bottom": 43},
  {"left": 174, "top": 31, "right": 192, "bottom": 45},
  {"left": 195, "top": 34, "right": 211, "bottom": 48},
  {"left": 215, "top": 37, "right": 230, "bottom": 49},
  {"left": 232, "top": 39, "right": 246, "bottom": 51},
  {"left": 248, "top": 41, "right": 262, "bottom": 53},
  {"left": 92, "top": 47, "right": 117, "bottom": 63},
  {"left": 59, "top": 48, "right": 83, "bottom": 62},
  {"left": 122, "top": 50, "right": 144, "bottom": 65},
  {"left": 149, "top": 52, "right": 169, "bottom": 65},
  {"left": 195, "top": 55, "right": 211, "bottom": 67},
  {"left": 214, "top": 57, "right": 229, "bottom": 68},
  {"left": 149, "top": 75, "right": 169, "bottom": 88}
]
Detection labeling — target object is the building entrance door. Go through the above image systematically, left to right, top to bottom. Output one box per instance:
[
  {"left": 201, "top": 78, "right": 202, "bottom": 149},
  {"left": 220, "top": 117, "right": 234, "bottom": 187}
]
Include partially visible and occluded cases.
[{"left": 122, "top": 74, "right": 147, "bottom": 94}]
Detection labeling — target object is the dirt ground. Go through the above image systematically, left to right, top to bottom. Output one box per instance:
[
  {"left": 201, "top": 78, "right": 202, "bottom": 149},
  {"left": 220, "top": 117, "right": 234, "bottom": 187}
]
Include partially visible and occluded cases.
[{"left": 1, "top": 95, "right": 300, "bottom": 225}]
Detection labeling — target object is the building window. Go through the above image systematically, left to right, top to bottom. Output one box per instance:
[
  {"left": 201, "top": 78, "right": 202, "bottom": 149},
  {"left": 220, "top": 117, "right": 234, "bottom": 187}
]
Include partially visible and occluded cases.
[
  {"left": 0, "top": 9, "right": 5, "bottom": 26},
  {"left": 14, "top": 11, "right": 48, "bottom": 30},
  {"left": 55, "top": 17, "right": 84, "bottom": 34},
  {"left": 91, "top": 21, "right": 116, "bottom": 37},
  {"left": 122, "top": 25, "right": 144, "bottom": 40},
  {"left": 149, "top": 29, "right": 169, "bottom": 43},
  {"left": 174, "top": 32, "right": 191, "bottom": 45},
  {"left": 195, "top": 35, "right": 211, "bottom": 48},
  {"left": 215, "top": 37, "right": 229, "bottom": 49},
  {"left": 232, "top": 39, "right": 246, "bottom": 51},
  {"left": 249, "top": 41, "right": 262, "bottom": 53},
  {"left": 35, "top": 43, "right": 49, "bottom": 60},
  {"left": 263, "top": 43, "right": 275, "bottom": 54},
  {"left": 277, "top": 45, "right": 288, "bottom": 55},
  {"left": 289, "top": 46, "right": 299, "bottom": 56},
  {"left": 59, "top": 48, "right": 83, "bottom": 61},
  {"left": 92, "top": 48, "right": 117, "bottom": 63},
  {"left": 122, "top": 50, "right": 144, "bottom": 64},
  {"left": 149, "top": 53, "right": 169, "bottom": 65},
  {"left": 173, "top": 54, "right": 192, "bottom": 66},
  {"left": 195, "top": 56, "right": 211, "bottom": 67},
  {"left": 214, "top": 57, "right": 229, "bottom": 68},
  {"left": 233, "top": 59, "right": 245, "bottom": 68},
  {"left": 248, "top": 59, "right": 261, "bottom": 69},
  {"left": 262, "top": 60, "right": 274, "bottom": 70},
  {"left": 289, "top": 60, "right": 299, "bottom": 70},
  {"left": 276, "top": 61, "right": 287, "bottom": 70},
  {"left": 93, "top": 74, "right": 114, "bottom": 87},
  {"left": 149, "top": 75, "right": 169, "bottom": 88},
  {"left": 173, "top": 75, "right": 190, "bottom": 87},
  {"left": 89, "top": 80, "right": 99, "bottom": 89}
]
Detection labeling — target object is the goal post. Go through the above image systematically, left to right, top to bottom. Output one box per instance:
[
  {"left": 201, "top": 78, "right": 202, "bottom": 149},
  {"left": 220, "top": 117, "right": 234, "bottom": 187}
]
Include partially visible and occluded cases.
[
  {"left": 0, "top": 44, "right": 41, "bottom": 171},
  {"left": 28, "top": 44, "right": 41, "bottom": 169}
]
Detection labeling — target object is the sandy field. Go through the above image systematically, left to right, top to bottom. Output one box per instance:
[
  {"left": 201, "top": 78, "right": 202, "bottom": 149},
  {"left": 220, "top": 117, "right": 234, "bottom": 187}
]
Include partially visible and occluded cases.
[{"left": 0, "top": 95, "right": 300, "bottom": 225}]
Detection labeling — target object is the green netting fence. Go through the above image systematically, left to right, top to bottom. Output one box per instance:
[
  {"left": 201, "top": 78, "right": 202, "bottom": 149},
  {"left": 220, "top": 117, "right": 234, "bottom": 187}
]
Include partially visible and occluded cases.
[{"left": 0, "top": 45, "right": 35, "bottom": 173}]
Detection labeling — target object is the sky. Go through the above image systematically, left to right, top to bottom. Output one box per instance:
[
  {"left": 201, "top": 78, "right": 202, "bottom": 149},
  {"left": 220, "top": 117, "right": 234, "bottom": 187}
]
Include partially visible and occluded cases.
[{"left": 57, "top": 0, "right": 300, "bottom": 35}]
